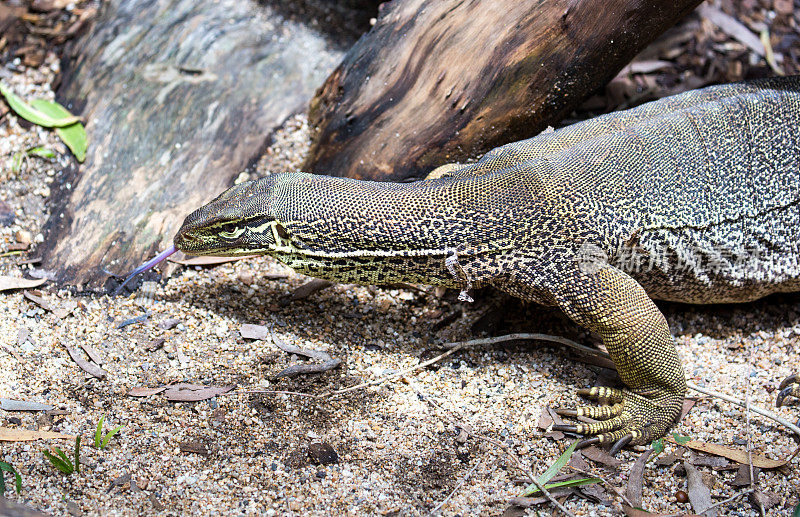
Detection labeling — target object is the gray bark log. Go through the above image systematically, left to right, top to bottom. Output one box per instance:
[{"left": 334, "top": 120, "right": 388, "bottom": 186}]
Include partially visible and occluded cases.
[{"left": 42, "top": 0, "right": 343, "bottom": 289}]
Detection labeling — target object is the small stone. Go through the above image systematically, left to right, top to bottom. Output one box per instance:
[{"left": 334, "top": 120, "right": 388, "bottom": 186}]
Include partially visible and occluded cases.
[
  {"left": 15, "top": 229, "right": 32, "bottom": 245},
  {"left": 214, "top": 322, "right": 229, "bottom": 338},
  {"left": 308, "top": 442, "right": 338, "bottom": 465}
]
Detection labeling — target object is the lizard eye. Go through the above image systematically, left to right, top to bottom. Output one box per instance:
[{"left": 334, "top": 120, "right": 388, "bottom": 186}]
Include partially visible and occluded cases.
[{"left": 218, "top": 222, "right": 244, "bottom": 240}]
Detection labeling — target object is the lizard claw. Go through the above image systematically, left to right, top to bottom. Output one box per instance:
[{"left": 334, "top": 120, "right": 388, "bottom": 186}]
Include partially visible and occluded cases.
[
  {"left": 776, "top": 374, "right": 800, "bottom": 407},
  {"left": 553, "top": 385, "right": 682, "bottom": 449}
]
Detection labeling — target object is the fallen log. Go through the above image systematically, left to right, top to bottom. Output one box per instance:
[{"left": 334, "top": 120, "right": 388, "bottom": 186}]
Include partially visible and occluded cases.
[
  {"left": 41, "top": 0, "right": 344, "bottom": 289},
  {"left": 304, "top": 0, "right": 704, "bottom": 181}
]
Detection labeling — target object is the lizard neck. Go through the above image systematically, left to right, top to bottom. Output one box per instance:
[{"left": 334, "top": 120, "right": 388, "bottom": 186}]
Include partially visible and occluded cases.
[{"left": 268, "top": 172, "right": 513, "bottom": 287}]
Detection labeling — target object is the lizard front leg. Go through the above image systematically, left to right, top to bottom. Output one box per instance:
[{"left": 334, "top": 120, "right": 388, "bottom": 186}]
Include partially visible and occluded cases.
[{"left": 547, "top": 263, "right": 687, "bottom": 450}]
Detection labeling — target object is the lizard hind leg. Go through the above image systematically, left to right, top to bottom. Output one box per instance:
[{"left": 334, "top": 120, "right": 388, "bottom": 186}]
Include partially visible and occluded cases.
[{"left": 547, "top": 263, "right": 687, "bottom": 449}]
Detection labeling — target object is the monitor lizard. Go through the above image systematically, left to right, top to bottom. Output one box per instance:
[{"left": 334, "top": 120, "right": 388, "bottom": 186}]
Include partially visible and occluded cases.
[{"left": 128, "top": 75, "right": 800, "bottom": 450}]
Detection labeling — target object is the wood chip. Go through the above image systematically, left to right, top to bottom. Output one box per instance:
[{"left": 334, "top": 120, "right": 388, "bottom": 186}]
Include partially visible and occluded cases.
[
  {"left": 0, "top": 276, "right": 46, "bottom": 291},
  {"left": 240, "top": 323, "right": 270, "bottom": 340},
  {"left": 65, "top": 345, "right": 107, "bottom": 378},
  {"left": 0, "top": 398, "right": 53, "bottom": 411},
  {"left": 0, "top": 427, "right": 74, "bottom": 441},
  {"left": 666, "top": 437, "right": 788, "bottom": 469}
]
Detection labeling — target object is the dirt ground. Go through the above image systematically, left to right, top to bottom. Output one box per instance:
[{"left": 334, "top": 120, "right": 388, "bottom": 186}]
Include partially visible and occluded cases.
[{"left": 1, "top": 1, "right": 800, "bottom": 516}]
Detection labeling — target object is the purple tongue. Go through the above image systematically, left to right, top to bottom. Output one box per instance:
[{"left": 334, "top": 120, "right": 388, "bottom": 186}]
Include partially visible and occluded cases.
[{"left": 114, "top": 245, "right": 177, "bottom": 294}]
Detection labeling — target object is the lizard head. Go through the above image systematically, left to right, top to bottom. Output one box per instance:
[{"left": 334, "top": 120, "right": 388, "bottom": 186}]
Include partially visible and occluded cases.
[{"left": 174, "top": 175, "right": 290, "bottom": 256}]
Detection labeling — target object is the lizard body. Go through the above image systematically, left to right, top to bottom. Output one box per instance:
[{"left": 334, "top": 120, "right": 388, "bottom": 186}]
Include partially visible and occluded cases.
[{"left": 174, "top": 76, "right": 800, "bottom": 446}]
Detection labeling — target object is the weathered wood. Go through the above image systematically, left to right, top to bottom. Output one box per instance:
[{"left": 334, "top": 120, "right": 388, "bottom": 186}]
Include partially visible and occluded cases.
[
  {"left": 41, "top": 0, "right": 343, "bottom": 289},
  {"left": 304, "top": 0, "right": 704, "bottom": 181},
  {"left": 0, "top": 497, "right": 49, "bottom": 517}
]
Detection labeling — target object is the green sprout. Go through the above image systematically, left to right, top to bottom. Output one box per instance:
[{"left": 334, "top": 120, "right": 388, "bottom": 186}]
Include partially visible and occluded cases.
[
  {"left": 94, "top": 416, "right": 123, "bottom": 449},
  {"left": 42, "top": 436, "right": 80, "bottom": 475},
  {"left": 521, "top": 441, "right": 600, "bottom": 497},
  {"left": 0, "top": 459, "right": 22, "bottom": 494}
]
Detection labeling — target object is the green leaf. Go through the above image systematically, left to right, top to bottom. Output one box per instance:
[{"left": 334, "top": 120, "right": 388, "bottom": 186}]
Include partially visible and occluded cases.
[
  {"left": 0, "top": 83, "right": 81, "bottom": 127},
  {"left": 29, "top": 99, "right": 87, "bottom": 162},
  {"left": 27, "top": 146, "right": 56, "bottom": 159},
  {"left": 11, "top": 152, "right": 24, "bottom": 173},
  {"left": 95, "top": 416, "right": 105, "bottom": 448},
  {"left": 101, "top": 425, "right": 122, "bottom": 449},
  {"left": 671, "top": 432, "right": 691, "bottom": 445},
  {"left": 74, "top": 435, "right": 80, "bottom": 473},
  {"left": 651, "top": 438, "right": 664, "bottom": 455},
  {"left": 521, "top": 441, "right": 579, "bottom": 496},
  {"left": 43, "top": 450, "right": 73, "bottom": 474},
  {"left": 0, "top": 460, "right": 22, "bottom": 494},
  {"left": 525, "top": 476, "right": 602, "bottom": 496},
  {"left": 793, "top": 502, "right": 800, "bottom": 517}
]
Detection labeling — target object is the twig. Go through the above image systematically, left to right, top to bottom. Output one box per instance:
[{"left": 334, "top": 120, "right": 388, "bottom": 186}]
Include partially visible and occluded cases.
[
  {"left": 441, "top": 332, "right": 600, "bottom": 356},
  {"left": 744, "top": 339, "right": 762, "bottom": 517},
  {"left": 323, "top": 342, "right": 466, "bottom": 397},
  {"left": 402, "top": 376, "right": 576, "bottom": 517},
  {"left": 687, "top": 383, "right": 800, "bottom": 436},
  {"left": 218, "top": 389, "right": 319, "bottom": 399},
  {"left": 428, "top": 456, "right": 487, "bottom": 516},
  {"left": 566, "top": 464, "right": 635, "bottom": 508},
  {"left": 703, "top": 487, "right": 755, "bottom": 513}
]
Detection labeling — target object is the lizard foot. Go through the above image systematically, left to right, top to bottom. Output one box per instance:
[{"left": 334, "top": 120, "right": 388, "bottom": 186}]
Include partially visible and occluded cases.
[
  {"left": 777, "top": 374, "right": 800, "bottom": 407},
  {"left": 552, "top": 386, "right": 682, "bottom": 451}
]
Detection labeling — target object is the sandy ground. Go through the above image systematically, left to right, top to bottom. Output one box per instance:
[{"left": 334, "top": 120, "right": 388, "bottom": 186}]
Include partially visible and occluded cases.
[{"left": 2, "top": 37, "right": 800, "bottom": 517}]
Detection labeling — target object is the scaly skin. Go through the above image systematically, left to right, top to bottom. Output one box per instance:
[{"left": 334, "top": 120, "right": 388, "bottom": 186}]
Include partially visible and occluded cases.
[{"left": 174, "top": 76, "right": 800, "bottom": 447}]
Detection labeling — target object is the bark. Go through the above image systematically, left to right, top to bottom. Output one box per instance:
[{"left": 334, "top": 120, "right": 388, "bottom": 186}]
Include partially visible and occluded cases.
[
  {"left": 41, "top": 0, "right": 343, "bottom": 289},
  {"left": 304, "top": 0, "right": 704, "bottom": 181},
  {"left": 0, "top": 497, "right": 48, "bottom": 517}
]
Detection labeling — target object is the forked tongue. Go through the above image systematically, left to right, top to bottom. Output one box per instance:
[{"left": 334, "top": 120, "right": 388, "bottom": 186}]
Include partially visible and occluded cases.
[{"left": 114, "top": 245, "right": 177, "bottom": 294}]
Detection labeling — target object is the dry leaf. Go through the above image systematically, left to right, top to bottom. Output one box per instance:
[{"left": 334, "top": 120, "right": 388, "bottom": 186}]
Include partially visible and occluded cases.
[
  {"left": 699, "top": 4, "right": 765, "bottom": 56},
  {"left": 169, "top": 255, "right": 257, "bottom": 266},
  {"left": 0, "top": 276, "right": 46, "bottom": 291},
  {"left": 290, "top": 278, "right": 333, "bottom": 300},
  {"left": 240, "top": 323, "right": 270, "bottom": 340},
  {"left": 80, "top": 343, "right": 105, "bottom": 364},
  {"left": 65, "top": 345, "right": 107, "bottom": 378},
  {"left": 162, "top": 383, "right": 233, "bottom": 401},
  {"left": 127, "top": 386, "right": 167, "bottom": 397},
  {"left": 679, "top": 398, "right": 697, "bottom": 421},
  {"left": 0, "top": 427, "right": 74, "bottom": 441},
  {"left": 666, "top": 437, "right": 788, "bottom": 469},
  {"left": 179, "top": 441, "right": 210, "bottom": 455},
  {"left": 581, "top": 445, "right": 623, "bottom": 469},
  {"left": 626, "top": 448, "right": 653, "bottom": 507},
  {"left": 689, "top": 451, "right": 729, "bottom": 469},
  {"left": 684, "top": 460, "right": 716, "bottom": 517},
  {"left": 731, "top": 463, "right": 759, "bottom": 487},
  {"left": 621, "top": 506, "right": 689, "bottom": 517}
]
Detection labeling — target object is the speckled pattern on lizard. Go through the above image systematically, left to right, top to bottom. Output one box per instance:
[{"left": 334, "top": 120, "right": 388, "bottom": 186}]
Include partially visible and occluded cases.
[{"left": 173, "top": 75, "right": 800, "bottom": 449}]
